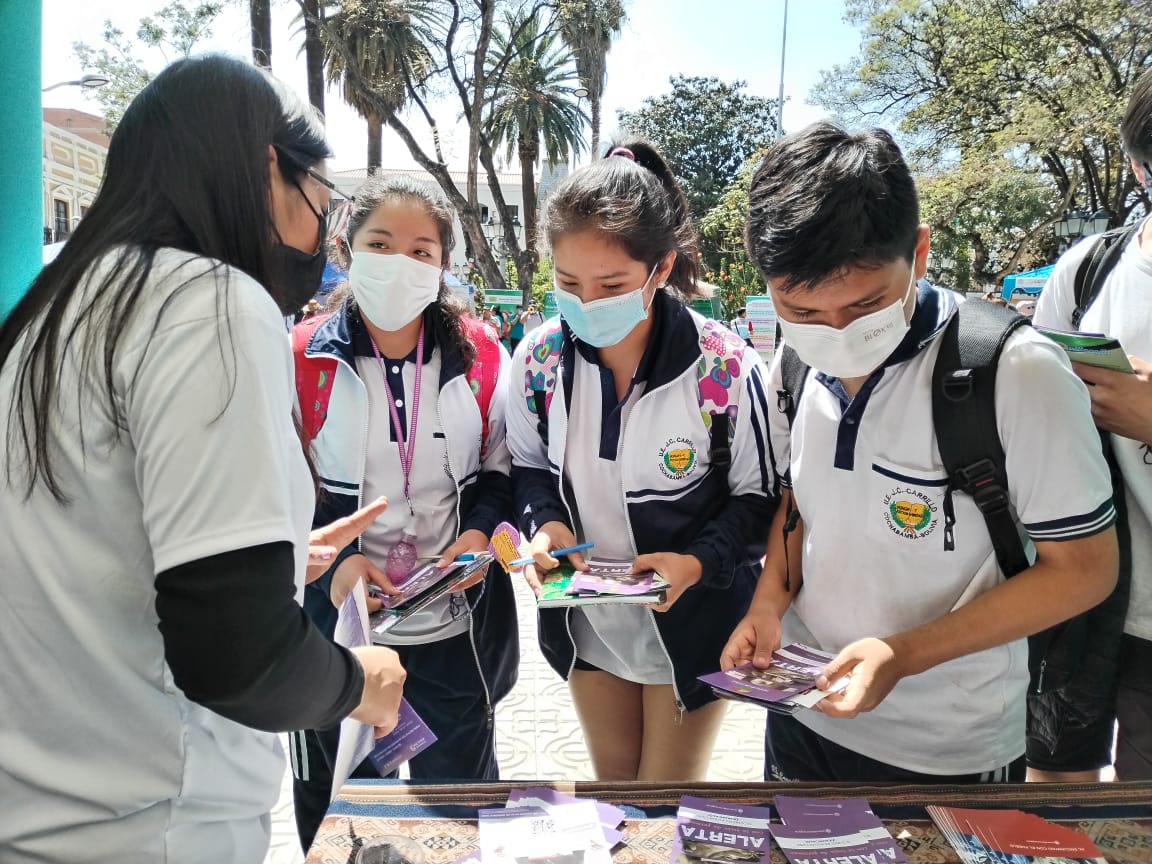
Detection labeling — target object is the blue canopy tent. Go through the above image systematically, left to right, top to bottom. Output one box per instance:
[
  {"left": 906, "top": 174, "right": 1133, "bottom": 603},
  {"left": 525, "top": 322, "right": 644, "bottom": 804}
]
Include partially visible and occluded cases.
[{"left": 1001, "top": 264, "right": 1054, "bottom": 302}]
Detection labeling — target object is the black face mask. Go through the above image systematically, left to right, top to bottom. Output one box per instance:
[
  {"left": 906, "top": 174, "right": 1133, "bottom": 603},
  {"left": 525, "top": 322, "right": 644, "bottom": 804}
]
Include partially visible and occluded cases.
[{"left": 269, "top": 184, "right": 329, "bottom": 316}]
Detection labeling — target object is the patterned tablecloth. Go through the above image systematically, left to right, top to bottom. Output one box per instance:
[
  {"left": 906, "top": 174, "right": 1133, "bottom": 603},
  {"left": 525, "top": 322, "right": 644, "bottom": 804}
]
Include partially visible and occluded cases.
[{"left": 306, "top": 780, "right": 1152, "bottom": 864}]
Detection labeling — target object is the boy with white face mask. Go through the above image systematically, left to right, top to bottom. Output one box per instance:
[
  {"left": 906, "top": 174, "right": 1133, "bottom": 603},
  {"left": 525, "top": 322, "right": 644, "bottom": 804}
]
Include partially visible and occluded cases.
[{"left": 724, "top": 122, "right": 1119, "bottom": 783}]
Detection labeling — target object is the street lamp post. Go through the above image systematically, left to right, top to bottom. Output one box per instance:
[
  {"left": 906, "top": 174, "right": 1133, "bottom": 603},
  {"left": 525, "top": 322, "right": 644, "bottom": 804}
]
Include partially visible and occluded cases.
[
  {"left": 42, "top": 73, "right": 111, "bottom": 93},
  {"left": 573, "top": 85, "right": 589, "bottom": 170},
  {"left": 1054, "top": 205, "right": 1112, "bottom": 251}
]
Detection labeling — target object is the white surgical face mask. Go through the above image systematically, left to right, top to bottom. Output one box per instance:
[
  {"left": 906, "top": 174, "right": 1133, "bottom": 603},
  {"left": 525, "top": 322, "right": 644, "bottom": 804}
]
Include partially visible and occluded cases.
[
  {"left": 348, "top": 252, "right": 441, "bottom": 331},
  {"left": 777, "top": 273, "right": 917, "bottom": 379}
]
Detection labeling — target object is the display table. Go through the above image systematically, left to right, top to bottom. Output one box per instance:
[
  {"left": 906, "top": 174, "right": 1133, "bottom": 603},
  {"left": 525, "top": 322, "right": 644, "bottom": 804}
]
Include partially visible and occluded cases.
[{"left": 305, "top": 780, "right": 1152, "bottom": 864}]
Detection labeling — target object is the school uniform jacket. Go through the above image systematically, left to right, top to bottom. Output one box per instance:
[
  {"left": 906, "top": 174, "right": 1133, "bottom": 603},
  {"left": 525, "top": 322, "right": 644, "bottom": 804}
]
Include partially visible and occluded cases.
[
  {"left": 507, "top": 291, "right": 778, "bottom": 711},
  {"left": 301, "top": 305, "right": 518, "bottom": 708}
]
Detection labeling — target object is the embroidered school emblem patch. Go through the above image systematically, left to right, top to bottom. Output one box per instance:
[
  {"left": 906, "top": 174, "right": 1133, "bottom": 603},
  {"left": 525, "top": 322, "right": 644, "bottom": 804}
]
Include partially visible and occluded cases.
[
  {"left": 659, "top": 437, "right": 698, "bottom": 480},
  {"left": 882, "top": 487, "right": 939, "bottom": 539}
]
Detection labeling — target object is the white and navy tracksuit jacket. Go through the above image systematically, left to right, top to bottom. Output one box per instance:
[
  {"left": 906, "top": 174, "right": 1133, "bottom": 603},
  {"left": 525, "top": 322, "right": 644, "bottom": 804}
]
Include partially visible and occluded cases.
[
  {"left": 507, "top": 291, "right": 778, "bottom": 710},
  {"left": 300, "top": 304, "right": 519, "bottom": 708}
]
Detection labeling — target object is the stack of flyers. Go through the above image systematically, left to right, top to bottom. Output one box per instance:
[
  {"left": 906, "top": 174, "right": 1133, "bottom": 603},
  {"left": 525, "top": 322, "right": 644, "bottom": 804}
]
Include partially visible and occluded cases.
[
  {"left": 1036, "top": 328, "right": 1135, "bottom": 374},
  {"left": 369, "top": 553, "right": 494, "bottom": 637},
  {"left": 538, "top": 559, "right": 669, "bottom": 608},
  {"left": 697, "top": 644, "right": 848, "bottom": 714},
  {"left": 506, "top": 787, "right": 626, "bottom": 848},
  {"left": 669, "top": 796, "right": 774, "bottom": 864},
  {"left": 770, "top": 797, "right": 906, "bottom": 864},
  {"left": 479, "top": 802, "right": 613, "bottom": 864},
  {"left": 927, "top": 806, "right": 1107, "bottom": 864}
]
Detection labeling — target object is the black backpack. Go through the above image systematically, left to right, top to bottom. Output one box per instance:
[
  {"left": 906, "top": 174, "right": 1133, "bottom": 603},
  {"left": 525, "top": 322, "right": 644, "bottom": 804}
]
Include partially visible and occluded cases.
[
  {"left": 1071, "top": 224, "right": 1140, "bottom": 327},
  {"left": 776, "top": 296, "right": 1129, "bottom": 750}
]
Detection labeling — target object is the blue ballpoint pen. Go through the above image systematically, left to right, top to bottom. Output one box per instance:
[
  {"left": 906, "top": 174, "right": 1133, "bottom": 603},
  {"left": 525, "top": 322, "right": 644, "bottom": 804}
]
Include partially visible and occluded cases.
[{"left": 508, "top": 542, "right": 594, "bottom": 568}]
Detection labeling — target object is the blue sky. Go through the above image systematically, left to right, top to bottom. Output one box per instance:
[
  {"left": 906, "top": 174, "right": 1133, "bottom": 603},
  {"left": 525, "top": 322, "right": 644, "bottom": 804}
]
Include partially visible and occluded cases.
[{"left": 40, "top": 0, "right": 863, "bottom": 172}]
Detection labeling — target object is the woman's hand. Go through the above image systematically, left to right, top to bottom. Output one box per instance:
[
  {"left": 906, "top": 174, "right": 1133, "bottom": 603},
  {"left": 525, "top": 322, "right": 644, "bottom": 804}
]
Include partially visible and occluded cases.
[
  {"left": 306, "top": 497, "right": 388, "bottom": 584},
  {"left": 523, "top": 521, "right": 586, "bottom": 596},
  {"left": 437, "top": 529, "right": 491, "bottom": 593},
  {"left": 330, "top": 552, "right": 399, "bottom": 613},
  {"left": 631, "top": 552, "right": 703, "bottom": 612}
]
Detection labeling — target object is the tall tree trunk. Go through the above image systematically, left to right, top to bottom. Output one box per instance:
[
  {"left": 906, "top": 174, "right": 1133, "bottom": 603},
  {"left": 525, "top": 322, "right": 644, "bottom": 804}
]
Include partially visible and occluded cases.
[
  {"left": 250, "top": 0, "right": 272, "bottom": 69},
  {"left": 302, "top": 0, "right": 325, "bottom": 117},
  {"left": 590, "top": 95, "right": 602, "bottom": 161},
  {"left": 367, "top": 113, "right": 383, "bottom": 173},
  {"left": 519, "top": 135, "right": 539, "bottom": 305}
]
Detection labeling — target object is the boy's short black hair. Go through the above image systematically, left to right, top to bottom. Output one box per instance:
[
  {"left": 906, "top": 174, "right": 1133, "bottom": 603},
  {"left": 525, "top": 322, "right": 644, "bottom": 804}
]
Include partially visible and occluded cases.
[
  {"left": 1121, "top": 69, "right": 1152, "bottom": 167},
  {"left": 745, "top": 121, "right": 920, "bottom": 292}
]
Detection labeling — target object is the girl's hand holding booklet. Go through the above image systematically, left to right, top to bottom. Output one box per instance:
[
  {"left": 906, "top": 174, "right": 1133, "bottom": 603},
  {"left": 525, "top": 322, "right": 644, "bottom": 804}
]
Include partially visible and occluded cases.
[
  {"left": 369, "top": 554, "right": 494, "bottom": 639},
  {"left": 538, "top": 556, "right": 671, "bottom": 608}
]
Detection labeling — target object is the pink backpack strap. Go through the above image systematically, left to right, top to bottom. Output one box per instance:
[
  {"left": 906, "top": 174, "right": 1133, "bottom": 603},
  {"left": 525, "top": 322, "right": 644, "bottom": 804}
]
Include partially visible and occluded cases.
[
  {"left": 292, "top": 315, "right": 338, "bottom": 442},
  {"left": 463, "top": 317, "right": 502, "bottom": 456}
]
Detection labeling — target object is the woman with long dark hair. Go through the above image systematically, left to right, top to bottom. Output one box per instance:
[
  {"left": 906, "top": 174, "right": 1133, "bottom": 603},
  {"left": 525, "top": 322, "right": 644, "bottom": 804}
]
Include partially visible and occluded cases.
[{"left": 0, "top": 55, "right": 405, "bottom": 863}]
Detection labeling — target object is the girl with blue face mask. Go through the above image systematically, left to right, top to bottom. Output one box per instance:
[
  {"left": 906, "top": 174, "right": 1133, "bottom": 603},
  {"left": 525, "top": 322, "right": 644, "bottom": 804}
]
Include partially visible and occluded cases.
[{"left": 507, "top": 140, "right": 778, "bottom": 782}]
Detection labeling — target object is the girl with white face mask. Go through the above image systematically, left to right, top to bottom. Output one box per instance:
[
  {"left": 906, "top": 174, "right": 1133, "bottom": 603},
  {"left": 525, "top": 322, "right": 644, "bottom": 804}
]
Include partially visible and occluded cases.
[
  {"left": 507, "top": 140, "right": 777, "bottom": 782},
  {"left": 290, "top": 177, "right": 518, "bottom": 850}
]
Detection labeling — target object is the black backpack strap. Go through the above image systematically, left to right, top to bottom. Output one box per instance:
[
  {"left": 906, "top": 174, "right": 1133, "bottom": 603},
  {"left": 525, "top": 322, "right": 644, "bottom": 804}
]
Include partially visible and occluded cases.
[
  {"left": 1071, "top": 225, "right": 1137, "bottom": 328},
  {"left": 932, "top": 299, "right": 1032, "bottom": 577},
  {"left": 775, "top": 345, "right": 810, "bottom": 590},
  {"left": 777, "top": 345, "right": 809, "bottom": 429},
  {"left": 532, "top": 390, "right": 550, "bottom": 447},
  {"left": 707, "top": 414, "right": 731, "bottom": 490}
]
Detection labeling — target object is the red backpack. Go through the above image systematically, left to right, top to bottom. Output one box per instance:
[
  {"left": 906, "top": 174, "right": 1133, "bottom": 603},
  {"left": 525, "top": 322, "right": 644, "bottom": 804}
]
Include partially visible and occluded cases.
[{"left": 293, "top": 314, "right": 502, "bottom": 456}]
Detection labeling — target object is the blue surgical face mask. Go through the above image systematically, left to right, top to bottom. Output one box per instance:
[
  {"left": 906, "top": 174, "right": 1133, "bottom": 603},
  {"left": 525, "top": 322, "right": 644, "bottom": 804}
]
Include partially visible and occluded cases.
[{"left": 554, "top": 265, "right": 658, "bottom": 348}]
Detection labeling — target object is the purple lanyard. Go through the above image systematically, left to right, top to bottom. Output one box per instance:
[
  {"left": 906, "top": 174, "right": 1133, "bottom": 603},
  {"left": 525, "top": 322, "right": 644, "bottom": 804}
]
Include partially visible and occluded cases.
[{"left": 370, "top": 327, "right": 424, "bottom": 514}]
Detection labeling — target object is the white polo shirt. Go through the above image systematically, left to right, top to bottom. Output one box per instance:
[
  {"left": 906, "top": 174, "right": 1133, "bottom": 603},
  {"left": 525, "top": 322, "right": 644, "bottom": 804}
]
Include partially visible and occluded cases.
[
  {"left": 1034, "top": 221, "right": 1152, "bottom": 641},
  {"left": 0, "top": 249, "right": 315, "bottom": 862},
  {"left": 769, "top": 285, "right": 1115, "bottom": 775}
]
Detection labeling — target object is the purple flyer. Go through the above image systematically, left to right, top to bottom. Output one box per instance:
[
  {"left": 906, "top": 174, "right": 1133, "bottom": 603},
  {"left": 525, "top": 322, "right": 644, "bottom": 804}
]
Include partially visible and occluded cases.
[{"left": 367, "top": 699, "right": 438, "bottom": 777}]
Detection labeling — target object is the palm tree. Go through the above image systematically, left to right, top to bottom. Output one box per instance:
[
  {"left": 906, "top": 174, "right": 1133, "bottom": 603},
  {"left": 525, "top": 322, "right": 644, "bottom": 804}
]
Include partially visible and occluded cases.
[
  {"left": 250, "top": 0, "right": 272, "bottom": 68},
  {"left": 300, "top": 0, "right": 326, "bottom": 117},
  {"left": 319, "top": 0, "right": 439, "bottom": 171},
  {"left": 557, "top": 0, "right": 626, "bottom": 160},
  {"left": 487, "top": 11, "right": 587, "bottom": 300}
]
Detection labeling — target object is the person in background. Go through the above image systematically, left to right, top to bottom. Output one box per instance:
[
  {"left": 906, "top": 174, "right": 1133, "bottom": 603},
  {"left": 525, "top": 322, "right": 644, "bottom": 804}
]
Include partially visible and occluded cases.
[
  {"left": 0, "top": 55, "right": 404, "bottom": 864},
  {"left": 1031, "top": 67, "right": 1152, "bottom": 783},
  {"left": 726, "top": 121, "right": 1117, "bottom": 785},
  {"left": 508, "top": 139, "right": 775, "bottom": 782},
  {"left": 290, "top": 175, "right": 518, "bottom": 850},
  {"left": 1015, "top": 299, "right": 1036, "bottom": 318},
  {"left": 522, "top": 301, "right": 546, "bottom": 334},
  {"left": 510, "top": 304, "right": 527, "bottom": 354},
  {"left": 482, "top": 306, "right": 501, "bottom": 339},
  {"left": 731, "top": 307, "right": 754, "bottom": 346}
]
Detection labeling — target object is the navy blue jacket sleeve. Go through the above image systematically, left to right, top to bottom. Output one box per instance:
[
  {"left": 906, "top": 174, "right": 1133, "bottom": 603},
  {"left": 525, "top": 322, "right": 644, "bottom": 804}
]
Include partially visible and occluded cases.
[
  {"left": 512, "top": 464, "right": 572, "bottom": 537},
  {"left": 461, "top": 469, "right": 515, "bottom": 537},
  {"left": 683, "top": 493, "right": 776, "bottom": 590}
]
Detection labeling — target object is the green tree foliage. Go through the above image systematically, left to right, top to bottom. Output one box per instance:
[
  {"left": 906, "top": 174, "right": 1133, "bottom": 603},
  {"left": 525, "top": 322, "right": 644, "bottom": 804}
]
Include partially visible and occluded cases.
[
  {"left": 320, "top": 0, "right": 441, "bottom": 171},
  {"left": 555, "top": 0, "right": 627, "bottom": 159},
  {"left": 812, "top": 0, "right": 1152, "bottom": 281},
  {"left": 73, "top": 2, "right": 222, "bottom": 132},
  {"left": 487, "top": 9, "right": 586, "bottom": 301},
  {"left": 617, "top": 75, "right": 780, "bottom": 221},
  {"left": 698, "top": 148, "right": 767, "bottom": 275},
  {"left": 918, "top": 158, "right": 1063, "bottom": 290}
]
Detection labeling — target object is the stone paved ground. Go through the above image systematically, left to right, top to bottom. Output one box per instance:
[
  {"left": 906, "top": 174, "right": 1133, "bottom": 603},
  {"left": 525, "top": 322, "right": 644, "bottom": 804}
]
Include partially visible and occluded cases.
[{"left": 263, "top": 572, "right": 765, "bottom": 864}]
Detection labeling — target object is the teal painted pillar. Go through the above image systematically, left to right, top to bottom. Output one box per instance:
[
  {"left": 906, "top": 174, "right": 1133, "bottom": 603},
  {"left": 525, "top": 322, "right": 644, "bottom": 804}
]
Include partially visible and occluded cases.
[{"left": 0, "top": 0, "right": 42, "bottom": 318}]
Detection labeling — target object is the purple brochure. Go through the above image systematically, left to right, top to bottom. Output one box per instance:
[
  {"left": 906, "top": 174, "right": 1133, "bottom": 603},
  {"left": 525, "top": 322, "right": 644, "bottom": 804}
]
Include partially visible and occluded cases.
[
  {"left": 568, "top": 558, "right": 659, "bottom": 596},
  {"left": 698, "top": 663, "right": 817, "bottom": 704},
  {"left": 367, "top": 698, "right": 438, "bottom": 777},
  {"left": 507, "top": 787, "right": 625, "bottom": 846},
  {"left": 670, "top": 796, "right": 773, "bottom": 864},
  {"left": 773, "top": 797, "right": 878, "bottom": 826},
  {"left": 770, "top": 822, "right": 907, "bottom": 864}
]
